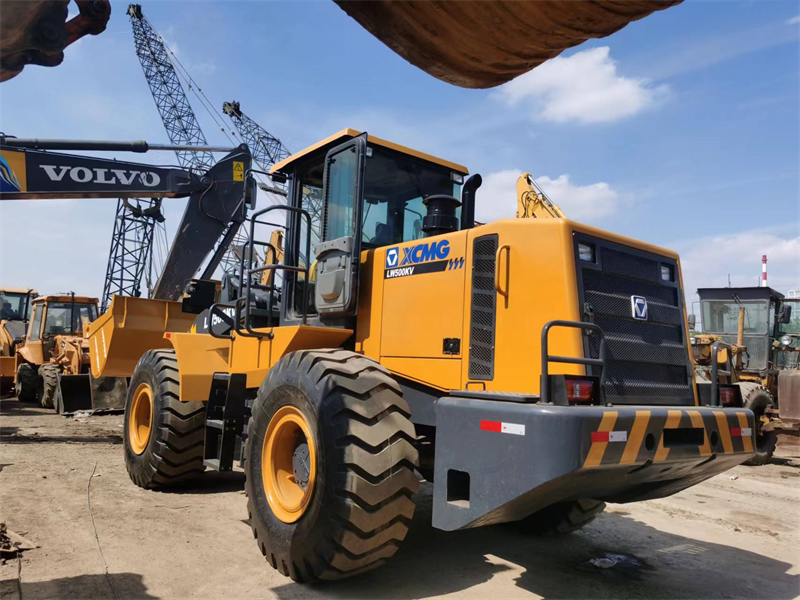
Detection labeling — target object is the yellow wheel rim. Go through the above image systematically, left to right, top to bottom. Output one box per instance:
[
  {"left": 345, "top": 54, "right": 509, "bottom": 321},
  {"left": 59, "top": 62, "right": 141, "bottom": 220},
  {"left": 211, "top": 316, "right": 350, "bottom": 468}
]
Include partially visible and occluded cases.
[
  {"left": 129, "top": 382, "right": 154, "bottom": 455},
  {"left": 262, "top": 405, "right": 316, "bottom": 523}
]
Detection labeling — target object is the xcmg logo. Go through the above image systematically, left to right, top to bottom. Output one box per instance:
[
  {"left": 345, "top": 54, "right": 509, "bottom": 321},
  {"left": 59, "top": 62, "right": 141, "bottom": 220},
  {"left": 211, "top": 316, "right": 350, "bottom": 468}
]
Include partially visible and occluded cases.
[{"left": 385, "top": 240, "right": 450, "bottom": 269}]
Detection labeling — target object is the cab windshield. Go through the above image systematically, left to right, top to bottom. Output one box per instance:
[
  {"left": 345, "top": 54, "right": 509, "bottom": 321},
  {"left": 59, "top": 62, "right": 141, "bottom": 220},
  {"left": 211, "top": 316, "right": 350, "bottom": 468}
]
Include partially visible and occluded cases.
[
  {"left": 0, "top": 291, "right": 34, "bottom": 321},
  {"left": 701, "top": 300, "right": 770, "bottom": 335},
  {"left": 780, "top": 300, "right": 800, "bottom": 334},
  {"left": 44, "top": 302, "right": 98, "bottom": 335}
]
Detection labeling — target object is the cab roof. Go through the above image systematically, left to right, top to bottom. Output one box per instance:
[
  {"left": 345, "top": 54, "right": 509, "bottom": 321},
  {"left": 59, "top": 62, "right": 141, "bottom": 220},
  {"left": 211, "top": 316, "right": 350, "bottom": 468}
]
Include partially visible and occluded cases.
[
  {"left": 270, "top": 128, "right": 469, "bottom": 176},
  {"left": 0, "top": 287, "right": 38, "bottom": 295},
  {"left": 697, "top": 287, "right": 784, "bottom": 303},
  {"left": 33, "top": 295, "right": 98, "bottom": 304}
]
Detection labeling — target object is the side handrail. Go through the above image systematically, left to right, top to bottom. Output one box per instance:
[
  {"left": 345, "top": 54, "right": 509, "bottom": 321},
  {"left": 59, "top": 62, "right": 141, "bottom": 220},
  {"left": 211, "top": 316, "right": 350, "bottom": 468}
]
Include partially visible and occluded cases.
[
  {"left": 236, "top": 198, "right": 312, "bottom": 339},
  {"left": 541, "top": 320, "right": 606, "bottom": 404},
  {"left": 710, "top": 340, "right": 736, "bottom": 407}
]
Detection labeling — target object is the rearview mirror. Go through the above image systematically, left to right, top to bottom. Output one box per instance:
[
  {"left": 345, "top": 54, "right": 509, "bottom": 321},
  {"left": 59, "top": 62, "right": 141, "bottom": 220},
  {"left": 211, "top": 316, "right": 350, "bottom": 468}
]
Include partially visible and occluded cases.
[
  {"left": 781, "top": 304, "right": 792, "bottom": 324},
  {"left": 687, "top": 314, "right": 697, "bottom": 329}
]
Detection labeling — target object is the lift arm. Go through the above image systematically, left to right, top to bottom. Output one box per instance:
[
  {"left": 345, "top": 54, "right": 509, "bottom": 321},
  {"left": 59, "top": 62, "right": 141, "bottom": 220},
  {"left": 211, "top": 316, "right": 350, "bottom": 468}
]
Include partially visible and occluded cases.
[{"left": 0, "top": 137, "right": 253, "bottom": 300}]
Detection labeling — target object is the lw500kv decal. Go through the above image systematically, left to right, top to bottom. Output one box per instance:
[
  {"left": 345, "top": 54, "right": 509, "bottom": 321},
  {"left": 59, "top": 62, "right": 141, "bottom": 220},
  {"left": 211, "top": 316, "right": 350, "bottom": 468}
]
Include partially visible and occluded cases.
[{"left": 384, "top": 239, "right": 463, "bottom": 279}]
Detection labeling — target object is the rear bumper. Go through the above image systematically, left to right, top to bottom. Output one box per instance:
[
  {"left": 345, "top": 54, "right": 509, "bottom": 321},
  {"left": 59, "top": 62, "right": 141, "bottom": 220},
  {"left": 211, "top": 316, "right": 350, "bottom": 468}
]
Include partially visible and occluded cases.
[{"left": 432, "top": 398, "right": 755, "bottom": 531}]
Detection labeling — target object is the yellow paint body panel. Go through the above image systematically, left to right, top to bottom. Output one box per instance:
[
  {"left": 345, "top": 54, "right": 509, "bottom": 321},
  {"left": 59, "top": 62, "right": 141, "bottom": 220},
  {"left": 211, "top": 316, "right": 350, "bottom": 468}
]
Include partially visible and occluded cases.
[
  {"left": 87, "top": 295, "right": 195, "bottom": 378},
  {"left": 168, "top": 326, "right": 353, "bottom": 402},
  {"left": 0, "top": 356, "right": 15, "bottom": 378}
]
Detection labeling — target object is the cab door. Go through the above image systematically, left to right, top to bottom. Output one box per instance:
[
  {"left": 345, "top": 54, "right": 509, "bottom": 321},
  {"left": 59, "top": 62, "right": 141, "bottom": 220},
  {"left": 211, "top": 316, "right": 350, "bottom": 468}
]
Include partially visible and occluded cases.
[{"left": 313, "top": 136, "right": 367, "bottom": 323}]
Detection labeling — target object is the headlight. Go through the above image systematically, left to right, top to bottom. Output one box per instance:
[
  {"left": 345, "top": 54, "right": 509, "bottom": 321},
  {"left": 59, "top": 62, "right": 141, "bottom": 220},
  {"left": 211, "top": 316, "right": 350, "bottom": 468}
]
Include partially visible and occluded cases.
[
  {"left": 578, "top": 243, "right": 595, "bottom": 262},
  {"left": 660, "top": 264, "right": 674, "bottom": 282},
  {"left": 780, "top": 334, "right": 793, "bottom": 346}
]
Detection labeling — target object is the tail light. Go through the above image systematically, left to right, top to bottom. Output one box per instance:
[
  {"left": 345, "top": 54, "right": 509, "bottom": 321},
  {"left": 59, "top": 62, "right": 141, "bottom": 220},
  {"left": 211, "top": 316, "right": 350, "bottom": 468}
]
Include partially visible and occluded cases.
[
  {"left": 564, "top": 378, "right": 594, "bottom": 403},
  {"left": 719, "top": 387, "right": 735, "bottom": 406}
]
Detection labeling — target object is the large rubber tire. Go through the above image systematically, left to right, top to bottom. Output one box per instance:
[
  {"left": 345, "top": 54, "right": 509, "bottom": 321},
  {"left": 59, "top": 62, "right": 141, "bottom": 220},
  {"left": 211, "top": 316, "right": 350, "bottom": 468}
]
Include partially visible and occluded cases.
[
  {"left": 244, "top": 349, "right": 419, "bottom": 583},
  {"left": 123, "top": 350, "right": 206, "bottom": 489},
  {"left": 15, "top": 362, "right": 39, "bottom": 403},
  {"left": 39, "top": 364, "right": 59, "bottom": 409},
  {"left": 738, "top": 382, "right": 777, "bottom": 466},
  {"left": 515, "top": 499, "right": 606, "bottom": 535}
]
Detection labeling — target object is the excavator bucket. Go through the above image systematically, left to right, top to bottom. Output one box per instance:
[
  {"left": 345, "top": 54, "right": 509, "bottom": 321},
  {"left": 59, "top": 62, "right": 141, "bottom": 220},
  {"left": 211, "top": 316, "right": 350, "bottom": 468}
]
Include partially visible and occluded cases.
[
  {"left": 335, "top": 0, "right": 683, "bottom": 88},
  {"left": 87, "top": 296, "right": 196, "bottom": 379}
]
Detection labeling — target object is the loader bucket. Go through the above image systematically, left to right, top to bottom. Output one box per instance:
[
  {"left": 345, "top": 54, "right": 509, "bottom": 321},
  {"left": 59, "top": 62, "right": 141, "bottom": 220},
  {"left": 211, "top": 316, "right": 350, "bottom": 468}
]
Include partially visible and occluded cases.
[
  {"left": 87, "top": 295, "right": 195, "bottom": 378},
  {"left": 55, "top": 374, "right": 128, "bottom": 414},
  {"left": 56, "top": 374, "right": 92, "bottom": 414}
]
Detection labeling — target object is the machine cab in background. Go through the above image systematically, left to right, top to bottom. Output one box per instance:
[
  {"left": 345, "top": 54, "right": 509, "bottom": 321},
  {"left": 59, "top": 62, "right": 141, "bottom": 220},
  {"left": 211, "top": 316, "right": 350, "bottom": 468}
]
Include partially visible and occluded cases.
[{"left": 269, "top": 128, "right": 473, "bottom": 328}]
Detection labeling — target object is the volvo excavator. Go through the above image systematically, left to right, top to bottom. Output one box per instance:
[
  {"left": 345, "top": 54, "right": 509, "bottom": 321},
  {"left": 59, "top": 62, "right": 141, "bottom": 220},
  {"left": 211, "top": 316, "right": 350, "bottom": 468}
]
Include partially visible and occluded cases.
[{"left": 0, "top": 135, "right": 256, "bottom": 410}]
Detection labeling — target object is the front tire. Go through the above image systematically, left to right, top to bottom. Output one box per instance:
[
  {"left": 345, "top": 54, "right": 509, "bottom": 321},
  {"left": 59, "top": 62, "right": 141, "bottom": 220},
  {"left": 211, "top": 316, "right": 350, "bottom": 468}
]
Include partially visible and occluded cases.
[
  {"left": 244, "top": 349, "right": 419, "bottom": 582},
  {"left": 123, "top": 350, "right": 206, "bottom": 489},
  {"left": 15, "top": 362, "right": 39, "bottom": 403},
  {"left": 39, "top": 364, "right": 59, "bottom": 409},
  {"left": 738, "top": 383, "right": 777, "bottom": 466},
  {"left": 515, "top": 499, "right": 606, "bottom": 535}
]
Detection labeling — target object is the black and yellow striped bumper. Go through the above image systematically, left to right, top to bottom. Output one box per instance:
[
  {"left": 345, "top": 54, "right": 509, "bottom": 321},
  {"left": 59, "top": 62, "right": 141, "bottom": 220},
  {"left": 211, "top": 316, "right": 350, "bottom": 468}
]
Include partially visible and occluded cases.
[
  {"left": 431, "top": 398, "right": 755, "bottom": 531},
  {"left": 582, "top": 406, "right": 755, "bottom": 468}
]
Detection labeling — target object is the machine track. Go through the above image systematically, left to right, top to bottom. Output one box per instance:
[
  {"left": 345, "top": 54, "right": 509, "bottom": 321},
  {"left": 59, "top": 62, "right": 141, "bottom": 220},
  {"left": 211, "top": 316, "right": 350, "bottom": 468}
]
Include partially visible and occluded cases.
[{"left": 244, "top": 349, "right": 419, "bottom": 582}]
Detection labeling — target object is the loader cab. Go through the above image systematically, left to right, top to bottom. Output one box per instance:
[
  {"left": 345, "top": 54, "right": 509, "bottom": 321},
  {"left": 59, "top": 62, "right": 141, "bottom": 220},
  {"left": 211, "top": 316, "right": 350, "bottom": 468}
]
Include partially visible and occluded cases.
[
  {"left": 269, "top": 129, "right": 470, "bottom": 328},
  {"left": 19, "top": 295, "right": 99, "bottom": 365}
]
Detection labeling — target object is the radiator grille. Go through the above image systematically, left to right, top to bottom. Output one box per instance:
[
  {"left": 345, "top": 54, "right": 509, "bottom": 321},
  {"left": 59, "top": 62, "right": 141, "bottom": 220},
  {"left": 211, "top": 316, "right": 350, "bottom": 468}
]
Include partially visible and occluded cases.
[
  {"left": 469, "top": 235, "right": 498, "bottom": 380},
  {"left": 577, "top": 239, "right": 694, "bottom": 405}
]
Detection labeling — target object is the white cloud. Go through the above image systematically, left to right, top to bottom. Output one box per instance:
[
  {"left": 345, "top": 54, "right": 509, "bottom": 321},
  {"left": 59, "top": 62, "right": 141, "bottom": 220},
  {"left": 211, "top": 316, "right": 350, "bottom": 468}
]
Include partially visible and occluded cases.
[
  {"left": 788, "top": 16, "right": 800, "bottom": 25},
  {"left": 497, "top": 46, "right": 669, "bottom": 124},
  {"left": 475, "top": 170, "right": 621, "bottom": 224},
  {"left": 675, "top": 228, "right": 800, "bottom": 302}
]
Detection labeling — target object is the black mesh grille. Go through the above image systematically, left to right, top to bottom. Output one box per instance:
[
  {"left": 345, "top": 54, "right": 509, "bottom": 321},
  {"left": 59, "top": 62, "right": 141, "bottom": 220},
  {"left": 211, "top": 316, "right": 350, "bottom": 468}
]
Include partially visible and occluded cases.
[
  {"left": 469, "top": 235, "right": 498, "bottom": 380},
  {"left": 578, "top": 240, "right": 693, "bottom": 405}
]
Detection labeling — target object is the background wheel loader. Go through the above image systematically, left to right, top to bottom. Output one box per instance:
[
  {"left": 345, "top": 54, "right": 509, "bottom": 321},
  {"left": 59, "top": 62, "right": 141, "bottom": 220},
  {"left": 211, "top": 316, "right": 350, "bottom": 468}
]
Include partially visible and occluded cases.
[
  {"left": 78, "top": 129, "right": 757, "bottom": 583},
  {"left": 0, "top": 287, "right": 36, "bottom": 396},
  {"left": 12, "top": 293, "right": 127, "bottom": 413}
]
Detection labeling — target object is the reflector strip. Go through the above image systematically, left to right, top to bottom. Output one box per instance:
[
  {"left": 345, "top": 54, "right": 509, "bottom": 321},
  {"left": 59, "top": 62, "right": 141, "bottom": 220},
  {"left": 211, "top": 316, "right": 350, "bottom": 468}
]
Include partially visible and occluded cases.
[
  {"left": 736, "top": 412, "right": 754, "bottom": 453},
  {"left": 480, "top": 420, "right": 525, "bottom": 435},
  {"left": 731, "top": 427, "right": 752, "bottom": 437},
  {"left": 591, "top": 430, "right": 628, "bottom": 443}
]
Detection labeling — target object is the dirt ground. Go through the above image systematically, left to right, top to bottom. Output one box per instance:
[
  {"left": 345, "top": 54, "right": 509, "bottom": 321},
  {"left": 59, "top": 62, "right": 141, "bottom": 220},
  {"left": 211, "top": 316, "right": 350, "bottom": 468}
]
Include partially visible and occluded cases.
[{"left": 1, "top": 398, "right": 798, "bottom": 600}]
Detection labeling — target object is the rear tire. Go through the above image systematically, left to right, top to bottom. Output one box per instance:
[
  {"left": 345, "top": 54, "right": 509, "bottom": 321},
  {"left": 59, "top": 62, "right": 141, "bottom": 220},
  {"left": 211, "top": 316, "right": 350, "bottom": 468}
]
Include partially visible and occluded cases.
[
  {"left": 244, "top": 349, "right": 419, "bottom": 582},
  {"left": 123, "top": 350, "right": 206, "bottom": 489},
  {"left": 15, "top": 362, "right": 39, "bottom": 403},
  {"left": 39, "top": 365, "right": 59, "bottom": 409},
  {"left": 738, "top": 383, "right": 777, "bottom": 466},
  {"left": 515, "top": 499, "right": 606, "bottom": 535}
]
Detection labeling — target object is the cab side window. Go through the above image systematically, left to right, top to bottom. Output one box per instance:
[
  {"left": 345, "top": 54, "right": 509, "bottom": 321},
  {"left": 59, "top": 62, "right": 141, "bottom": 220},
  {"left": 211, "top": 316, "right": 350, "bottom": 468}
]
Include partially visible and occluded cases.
[{"left": 29, "top": 305, "right": 43, "bottom": 341}]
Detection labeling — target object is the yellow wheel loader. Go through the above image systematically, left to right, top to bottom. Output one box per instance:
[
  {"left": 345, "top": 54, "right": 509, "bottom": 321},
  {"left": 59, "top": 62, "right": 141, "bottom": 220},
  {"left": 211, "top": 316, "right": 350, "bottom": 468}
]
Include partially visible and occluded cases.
[
  {"left": 80, "top": 129, "right": 756, "bottom": 583},
  {"left": 0, "top": 287, "right": 37, "bottom": 396},
  {"left": 13, "top": 293, "right": 127, "bottom": 413}
]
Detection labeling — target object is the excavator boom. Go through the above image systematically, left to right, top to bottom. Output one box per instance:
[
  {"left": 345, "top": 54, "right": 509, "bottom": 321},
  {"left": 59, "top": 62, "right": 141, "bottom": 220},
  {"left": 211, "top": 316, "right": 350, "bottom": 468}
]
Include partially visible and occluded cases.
[
  {"left": 0, "top": 138, "right": 253, "bottom": 300},
  {"left": 516, "top": 173, "right": 566, "bottom": 220}
]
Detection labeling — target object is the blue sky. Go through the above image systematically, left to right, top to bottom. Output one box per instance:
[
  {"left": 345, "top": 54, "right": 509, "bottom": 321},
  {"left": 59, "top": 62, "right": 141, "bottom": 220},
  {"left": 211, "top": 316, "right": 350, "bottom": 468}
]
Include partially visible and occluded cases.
[{"left": 1, "top": 0, "right": 798, "bottom": 306}]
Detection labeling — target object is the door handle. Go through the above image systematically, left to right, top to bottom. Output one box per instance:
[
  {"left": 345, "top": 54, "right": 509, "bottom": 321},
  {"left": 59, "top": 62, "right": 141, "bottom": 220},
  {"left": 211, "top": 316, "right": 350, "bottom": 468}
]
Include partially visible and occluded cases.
[{"left": 495, "top": 244, "right": 510, "bottom": 299}]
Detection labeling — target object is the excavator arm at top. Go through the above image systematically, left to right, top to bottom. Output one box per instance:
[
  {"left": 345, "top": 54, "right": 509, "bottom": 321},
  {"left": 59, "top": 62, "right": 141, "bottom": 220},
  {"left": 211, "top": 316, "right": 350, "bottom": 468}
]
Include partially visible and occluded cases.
[
  {"left": 2, "top": 0, "right": 682, "bottom": 87},
  {"left": 0, "top": 137, "right": 253, "bottom": 300},
  {"left": 516, "top": 173, "right": 565, "bottom": 220}
]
